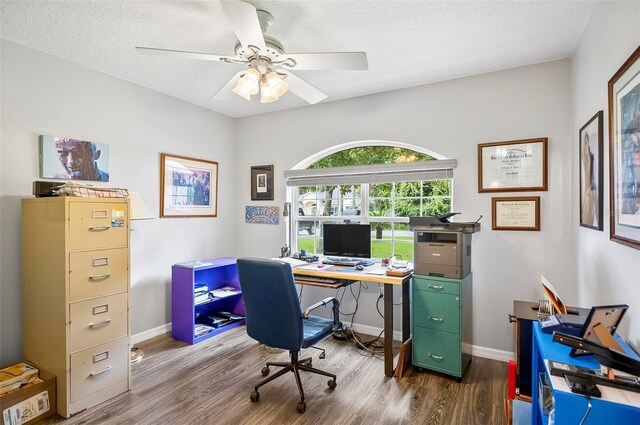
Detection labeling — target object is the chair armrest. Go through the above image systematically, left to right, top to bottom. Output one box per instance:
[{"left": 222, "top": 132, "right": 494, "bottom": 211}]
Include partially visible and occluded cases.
[
  {"left": 303, "top": 297, "right": 343, "bottom": 331},
  {"left": 303, "top": 297, "right": 337, "bottom": 319}
]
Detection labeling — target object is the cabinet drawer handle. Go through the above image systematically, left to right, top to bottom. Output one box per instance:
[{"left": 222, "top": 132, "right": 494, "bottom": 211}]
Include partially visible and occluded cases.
[
  {"left": 88, "top": 226, "right": 111, "bottom": 231},
  {"left": 89, "top": 273, "right": 112, "bottom": 281},
  {"left": 427, "top": 284, "right": 444, "bottom": 290},
  {"left": 427, "top": 316, "right": 443, "bottom": 323},
  {"left": 89, "top": 319, "right": 112, "bottom": 328},
  {"left": 429, "top": 353, "right": 444, "bottom": 361},
  {"left": 89, "top": 365, "right": 112, "bottom": 377}
]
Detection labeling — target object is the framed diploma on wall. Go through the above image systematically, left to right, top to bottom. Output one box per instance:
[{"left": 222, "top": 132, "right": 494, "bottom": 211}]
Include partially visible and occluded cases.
[
  {"left": 478, "top": 138, "right": 548, "bottom": 192},
  {"left": 492, "top": 196, "right": 540, "bottom": 231}
]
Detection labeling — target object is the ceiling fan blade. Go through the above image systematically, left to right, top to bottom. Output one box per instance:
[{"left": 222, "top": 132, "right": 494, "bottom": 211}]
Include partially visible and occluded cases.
[
  {"left": 220, "top": 0, "right": 266, "bottom": 52},
  {"left": 136, "top": 47, "right": 237, "bottom": 63},
  {"left": 281, "top": 52, "right": 368, "bottom": 71},
  {"left": 211, "top": 70, "right": 246, "bottom": 100},
  {"left": 281, "top": 70, "right": 328, "bottom": 105}
]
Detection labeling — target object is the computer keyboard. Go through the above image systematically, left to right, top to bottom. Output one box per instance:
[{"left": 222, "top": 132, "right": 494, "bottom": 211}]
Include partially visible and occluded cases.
[
  {"left": 322, "top": 258, "right": 375, "bottom": 267},
  {"left": 295, "top": 276, "right": 338, "bottom": 285}
]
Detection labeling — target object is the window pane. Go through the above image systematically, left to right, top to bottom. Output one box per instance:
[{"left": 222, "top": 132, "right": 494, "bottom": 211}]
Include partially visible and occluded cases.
[
  {"left": 422, "top": 180, "right": 451, "bottom": 197},
  {"left": 395, "top": 181, "right": 421, "bottom": 197},
  {"left": 370, "top": 183, "right": 392, "bottom": 198},
  {"left": 423, "top": 197, "right": 451, "bottom": 216},
  {"left": 394, "top": 198, "right": 421, "bottom": 217},
  {"left": 369, "top": 199, "right": 392, "bottom": 216},
  {"left": 393, "top": 241, "right": 414, "bottom": 261}
]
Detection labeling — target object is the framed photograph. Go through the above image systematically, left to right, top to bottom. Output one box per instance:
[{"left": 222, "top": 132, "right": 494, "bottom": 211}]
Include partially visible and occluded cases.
[
  {"left": 609, "top": 45, "right": 640, "bottom": 249},
  {"left": 579, "top": 111, "right": 604, "bottom": 231},
  {"left": 39, "top": 135, "right": 110, "bottom": 182},
  {"left": 478, "top": 138, "right": 548, "bottom": 192},
  {"left": 160, "top": 153, "right": 218, "bottom": 218},
  {"left": 251, "top": 165, "right": 274, "bottom": 201},
  {"left": 492, "top": 196, "right": 540, "bottom": 231}
]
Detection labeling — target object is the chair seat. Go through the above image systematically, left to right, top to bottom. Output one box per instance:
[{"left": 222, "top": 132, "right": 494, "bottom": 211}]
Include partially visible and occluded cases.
[{"left": 302, "top": 315, "right": 334, "bottom": 348}]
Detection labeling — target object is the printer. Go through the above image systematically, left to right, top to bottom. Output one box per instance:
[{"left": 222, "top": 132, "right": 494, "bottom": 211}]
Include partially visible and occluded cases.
[{"left": 410, "top": 214, "right": 481, "bottom": 279}]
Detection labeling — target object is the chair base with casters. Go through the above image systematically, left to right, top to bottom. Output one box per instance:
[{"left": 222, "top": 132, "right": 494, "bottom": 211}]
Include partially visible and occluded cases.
[
  {"left": 237, "top": 258, "right": 343, "bottom": 414},
  {"left": 251, "top": 349, "right": 337, "bottom": 413}
]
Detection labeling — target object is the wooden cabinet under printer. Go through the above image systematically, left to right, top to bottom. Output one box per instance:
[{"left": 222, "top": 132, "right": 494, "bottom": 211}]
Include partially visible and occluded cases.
[{"left": 22, "top": 197, "right": 130, "bottom": 417}]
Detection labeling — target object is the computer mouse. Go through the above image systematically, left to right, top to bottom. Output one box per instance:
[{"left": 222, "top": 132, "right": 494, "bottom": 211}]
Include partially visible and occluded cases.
[{"left": 355, "top": 264, "right": 364, "bottom": 270}]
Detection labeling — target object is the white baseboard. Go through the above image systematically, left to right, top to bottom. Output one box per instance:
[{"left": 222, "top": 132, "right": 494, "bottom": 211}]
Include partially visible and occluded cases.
[
  {"left": 130, "top": 321, "right": 514, "bottom": 363},
  {"left": 131, "top": 323, "right": 172, "bottom": 345}
]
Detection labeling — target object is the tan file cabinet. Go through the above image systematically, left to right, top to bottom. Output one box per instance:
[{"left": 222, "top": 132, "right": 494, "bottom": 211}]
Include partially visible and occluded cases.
[{"left": 22, "top": 197, "right": 130, "bottom": 418}]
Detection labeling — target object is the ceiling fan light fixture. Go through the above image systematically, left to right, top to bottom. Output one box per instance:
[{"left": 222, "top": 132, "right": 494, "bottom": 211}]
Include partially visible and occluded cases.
[
  {"left": 265, "top": 71, "right": 289, "bottom": 98},
  {"left": 232, "top": 79, "right": 252, "bottom": 100},
  {"left": 259, "top": 80, "right": 278, "bottom": 103}
]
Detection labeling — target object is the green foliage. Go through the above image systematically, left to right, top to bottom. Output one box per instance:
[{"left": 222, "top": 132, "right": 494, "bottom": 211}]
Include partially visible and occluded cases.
[{"left": 309, "top": 146, "right": 435, "bottom": 169}]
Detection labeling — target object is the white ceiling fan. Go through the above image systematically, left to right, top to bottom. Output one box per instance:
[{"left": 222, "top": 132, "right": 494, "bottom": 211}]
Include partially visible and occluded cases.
[{"left": 136, "top": 0, "right": 368, "bottom": 104}]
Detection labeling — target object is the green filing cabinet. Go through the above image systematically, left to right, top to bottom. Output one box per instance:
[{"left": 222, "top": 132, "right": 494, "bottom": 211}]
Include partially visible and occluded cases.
[{"left": 412, "top": 273, "right": 472, "bottom": 380}]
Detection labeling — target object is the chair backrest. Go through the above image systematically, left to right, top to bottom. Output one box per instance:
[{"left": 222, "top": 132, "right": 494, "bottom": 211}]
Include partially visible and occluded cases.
[{"left": 237, "top": 257, "right": 303, "bottom": 351}]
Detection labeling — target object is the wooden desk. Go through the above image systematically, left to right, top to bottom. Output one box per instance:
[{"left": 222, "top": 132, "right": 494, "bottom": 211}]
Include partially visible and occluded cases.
[{"left": 292, "top": 264, "right": 412, "bottom": 377}]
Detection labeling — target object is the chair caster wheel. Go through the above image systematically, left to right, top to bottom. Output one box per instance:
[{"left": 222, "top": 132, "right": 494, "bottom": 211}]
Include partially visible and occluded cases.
[
  {"left": 319, "top": 352, "right": 325, "bottom": 359},
  {"left": 261, "top": 366, "right": 270, "bottom": 376},
  {"left": 328, "top": 379, "right": 337, "bottom": 389},
  {"left": 250, "top": 391, "right": 260, "bottom": 402},
  {"left": 297, "top": 401, "right": 306, "bottom": 413}
]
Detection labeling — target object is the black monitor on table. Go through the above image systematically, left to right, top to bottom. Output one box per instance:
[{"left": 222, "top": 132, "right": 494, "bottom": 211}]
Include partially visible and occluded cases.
[{"left": 322, "top": 223, "right": 371, "bottom": 259}]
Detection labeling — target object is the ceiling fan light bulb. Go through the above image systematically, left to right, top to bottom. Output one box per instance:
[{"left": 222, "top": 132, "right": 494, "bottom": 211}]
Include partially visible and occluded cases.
[
  {"left": 269, "top": 76, "right": 289, "bottom": 98},
  {"left": 232, "top": 78, "right": 252, "bottom": 101},
  {"left": 259, "top": 81, "right": 278, "bottom": 103}
]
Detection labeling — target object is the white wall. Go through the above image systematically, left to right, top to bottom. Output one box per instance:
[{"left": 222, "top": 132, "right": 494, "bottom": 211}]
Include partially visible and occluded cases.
[
  {"left": 571, "top": 2, "right": 640, "bottom": 347},
  {"left": 0, "top": 40, "right": 236, "bottom": 366},
  {"left": 234, "top": 60, "right": 573, "bottom": 353}
]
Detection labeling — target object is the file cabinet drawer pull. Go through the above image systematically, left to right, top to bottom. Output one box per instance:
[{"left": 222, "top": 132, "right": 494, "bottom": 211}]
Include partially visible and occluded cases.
[
  {"left": 88, "top": 226, "right": 111, "bottom": 231},
  {"left": 89, "top": 273, "right": 112, "bottom": 281},
  {"left": 427, "top": 284, "right": 444, "bottom": 290},
  {"left": 427, "top": 316, "right": 444, "bottom": 323},
  {"left": 89, "top": 319, "right": 112, "bottom": 328},
  {"left": 428, "top": 353, "right": 444, "bottom": 361},
  {"left": 89, "top": 365, "right": 112, "bottom": 377}
]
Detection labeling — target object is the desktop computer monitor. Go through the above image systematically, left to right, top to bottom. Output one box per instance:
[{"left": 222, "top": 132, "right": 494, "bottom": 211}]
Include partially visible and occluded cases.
[{"left": 322, "top": 223, "right": 371, "bottom": 259}]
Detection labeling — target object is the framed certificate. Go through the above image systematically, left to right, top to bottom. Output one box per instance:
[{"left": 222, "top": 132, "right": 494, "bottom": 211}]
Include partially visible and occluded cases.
[
  {"left": 478, "top": 138, "right": 548, "bottom": 192},
  {"left": 492, "top": 196, "right": 540, "bottom": 231}
]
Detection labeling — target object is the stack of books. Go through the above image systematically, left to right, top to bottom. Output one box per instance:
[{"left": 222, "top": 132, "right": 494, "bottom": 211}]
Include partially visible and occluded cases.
[{"left": 194, "top": 284, "right": 211, "bottom": 305}]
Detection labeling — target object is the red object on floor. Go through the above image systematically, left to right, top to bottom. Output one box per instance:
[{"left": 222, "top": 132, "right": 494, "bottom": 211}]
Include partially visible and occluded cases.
[{"left": 508, "top": 359, "right": 516, "bottom": 399}]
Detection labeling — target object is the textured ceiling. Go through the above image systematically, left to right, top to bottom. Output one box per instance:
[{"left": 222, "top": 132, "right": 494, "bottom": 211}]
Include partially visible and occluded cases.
[{"left": 1, "top": 1, "right": 595, "bottom": 118}]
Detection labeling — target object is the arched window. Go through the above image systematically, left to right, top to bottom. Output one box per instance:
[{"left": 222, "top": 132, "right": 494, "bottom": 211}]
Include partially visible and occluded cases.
[{"left": 285, "top": 143, "right": 454, "bottom": 260}]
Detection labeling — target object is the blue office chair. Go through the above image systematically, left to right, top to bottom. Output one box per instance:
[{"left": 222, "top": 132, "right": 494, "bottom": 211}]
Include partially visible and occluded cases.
[{"left": 237, "top": 257, "right": 343, "bottom": 413}]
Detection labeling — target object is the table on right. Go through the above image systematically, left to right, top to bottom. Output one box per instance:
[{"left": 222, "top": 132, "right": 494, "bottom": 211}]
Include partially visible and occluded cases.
[{"left": 531, "top": 322, "right": 640, "bottom": 424}]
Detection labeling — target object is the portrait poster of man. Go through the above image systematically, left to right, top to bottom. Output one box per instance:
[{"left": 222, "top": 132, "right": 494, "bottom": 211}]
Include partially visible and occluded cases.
[
  {"left": 579, "top": 111, "right": 603, "bottom": 231},
  {"left": 40, "top": 135, "right": 110, "bottom": 181}
]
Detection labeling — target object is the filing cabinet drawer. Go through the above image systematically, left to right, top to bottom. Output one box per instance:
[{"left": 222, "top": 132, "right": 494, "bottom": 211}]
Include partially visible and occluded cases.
[
  {"left": 69, "top": 203, "right": 128, "bottom": 251},
  {"left": 69, "top": 248, "right": 128, "bottom": 302},
  {"left": 413, "top": 275, "right": 460, "bottom": 296},
  {"left": 413, "top": 291, "right": 460, "bottom": 333},
  {"left": 69, "top": 293, "right": 127, "bottom": 352},
  {"left": 412, "top": 326, "right": 461, "bottom": 375},
  {"left": 70, "top": 337, "right": 129, "bottom": 403}
]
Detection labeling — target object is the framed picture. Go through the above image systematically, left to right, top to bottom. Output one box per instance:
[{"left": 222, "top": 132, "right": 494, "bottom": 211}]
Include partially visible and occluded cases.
[
  {"left": 609, "top": 45, "right": 640, "bottom": 249},
  {"left": 579, "top": 111, "right": 604, "bottom": 231},
  {"left": 39, "top": 135, "right": 110, "bottom": 182},
  {"left": 478, "top": 138, "right": 548, "bottom": 192},
  {"left": 160, "top": 153, "right": 218, "bottom": 218},
  {"left": 251, "top": 165, "right": 274, "bottom": 201},
  {"left": 492, "top": 196, "right": 540, "bottom": 231},
  {"left": 245, "top": 206, "right": 280, "bottom": 224}
]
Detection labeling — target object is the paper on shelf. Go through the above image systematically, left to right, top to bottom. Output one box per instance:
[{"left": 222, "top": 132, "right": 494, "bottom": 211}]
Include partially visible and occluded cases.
[{"left": 366, "top": 268, "right": 387, "bottom": 276}]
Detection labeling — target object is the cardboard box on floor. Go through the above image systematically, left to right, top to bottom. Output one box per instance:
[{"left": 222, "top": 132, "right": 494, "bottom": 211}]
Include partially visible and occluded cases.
[{"left": 1, "top": 368, "right": 56, "bottom": 425}]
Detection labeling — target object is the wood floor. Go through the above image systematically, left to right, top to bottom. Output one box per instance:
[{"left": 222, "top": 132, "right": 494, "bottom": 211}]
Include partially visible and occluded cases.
[{"left": 42, "top": 328, "right": 507, "bottom": 425}]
